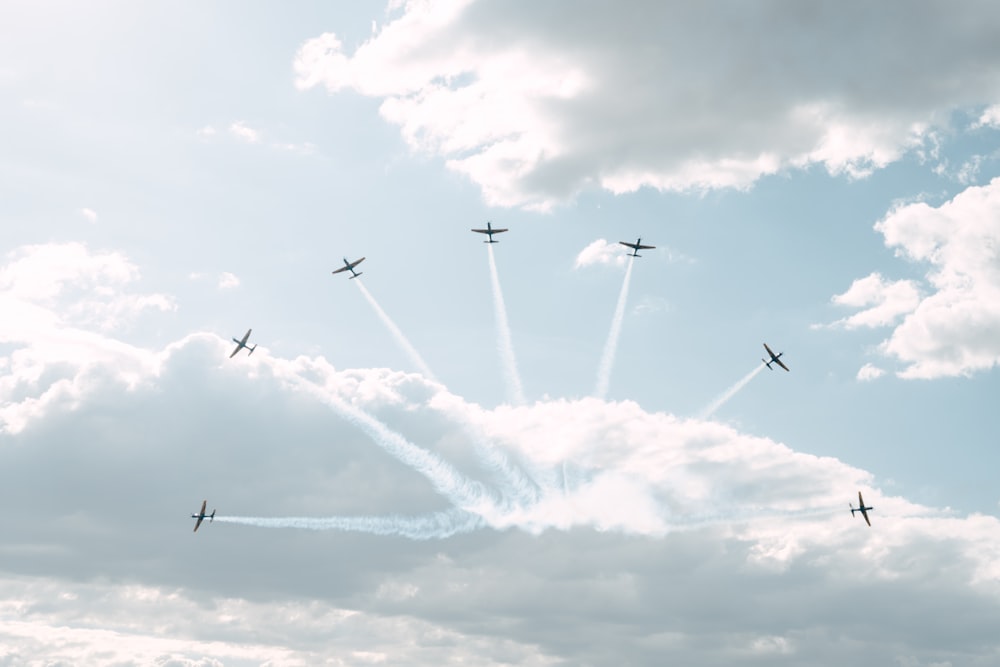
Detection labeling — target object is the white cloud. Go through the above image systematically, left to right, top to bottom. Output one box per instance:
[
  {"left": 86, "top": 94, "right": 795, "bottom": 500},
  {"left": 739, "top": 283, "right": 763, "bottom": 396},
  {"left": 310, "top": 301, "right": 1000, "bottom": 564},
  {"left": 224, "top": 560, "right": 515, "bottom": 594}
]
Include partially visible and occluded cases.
[
  {"left": 294, "top": 2, "right": 1000, "bottom": 209},
  {"left": 974, "top": 104, "right": 1000, "bottom": 129},
  {"left": 228, "top": 121, "right": 261, "bottom": 143},
  {"left": 830, "top": 179, "right": 1000, "bottom": 378},
  {"left": 78, "top": 207, "right": 98, "bottom": 223},
  {"left": 574, "top": 239, "right": 628, "bottom": 269},
  {"left": 0, "top": 243, "right": 176, "bottom": 433},
  {"left": 3, "top": 244, "right": 999, "bottom": 665},
  {"left": 217, "top": 272, "right": 240, "bottom": 289},
  {"left": 826, "top": 272, "right": 922, "bottom": 329},
  {"left": 2, "top": 331, "right": 1000, "bottom": 664},
  {"left": 857, "top": 363, "right": 885, "bottom": 382}
]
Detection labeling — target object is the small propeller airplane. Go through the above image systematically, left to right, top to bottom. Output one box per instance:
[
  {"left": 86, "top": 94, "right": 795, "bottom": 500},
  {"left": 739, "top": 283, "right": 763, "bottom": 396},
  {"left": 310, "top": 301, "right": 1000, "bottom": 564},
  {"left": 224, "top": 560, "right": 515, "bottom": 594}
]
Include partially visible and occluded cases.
[
  {"left": 471, "top": 222, "right": 508, "bottom": 243},
  {"left": 619, "top": 238, "right": 655, "bottom": 257},
  {"left": 332, "top": 257, "right": 365, "bottom": 279},
  {"left": 229, "top": 329, "right": 256, "bottom": 358},
  {"left": 762, "top": 343, "right": 789, "bottom": 371},
  {"left": 850, "top": 491, "right": 874, "bottom": 527},
  {"left": 191, "top": 500, "right": 215, "bottom": 533}
]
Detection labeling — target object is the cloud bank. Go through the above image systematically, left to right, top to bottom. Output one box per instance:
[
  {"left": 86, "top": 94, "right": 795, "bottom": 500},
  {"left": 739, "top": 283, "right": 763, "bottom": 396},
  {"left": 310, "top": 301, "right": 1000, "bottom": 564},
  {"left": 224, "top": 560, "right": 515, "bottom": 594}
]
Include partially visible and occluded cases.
[
  {"left": 295, "top": 0, "right": 1000, "bottom": 209},
  {"left": 829, "top": 178, "right": 1000, "bottom": 378},
  {"left": 2, "top": 242, "right": 999, "bottom": 665}
]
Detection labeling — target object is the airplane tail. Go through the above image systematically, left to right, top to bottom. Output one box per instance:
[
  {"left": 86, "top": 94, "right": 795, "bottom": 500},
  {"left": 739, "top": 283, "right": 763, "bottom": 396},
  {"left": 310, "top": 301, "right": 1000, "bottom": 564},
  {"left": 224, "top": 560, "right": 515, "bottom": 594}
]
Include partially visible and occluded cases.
[
  {"left": 350, "top": 272, "right": 363, "bottom": 279},
  {"left": 249, "top": 345, "right": 257, "bottom": 356},
  {"left": 762, "top": 359, "right": 773, "bottom": 370},
  {"left": 210, "top": 510, "right": 216, "bottom": 522}
]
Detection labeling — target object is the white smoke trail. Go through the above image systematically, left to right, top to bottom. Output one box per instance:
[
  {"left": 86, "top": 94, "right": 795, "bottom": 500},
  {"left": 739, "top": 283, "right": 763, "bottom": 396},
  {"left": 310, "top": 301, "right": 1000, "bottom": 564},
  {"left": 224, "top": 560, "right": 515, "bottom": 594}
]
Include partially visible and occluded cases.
[
  {"left": 487, "top": 244, "right": 526, "bottom": 405},
  {"left": 594, "top": 257, "right": 635, "bottom": 399},
  {"left": 354, "top": 279, "right": 436, "bottom": 382},
  {"left": 698, "top": 363, "right": 766, "bottom": 419},
  {"left": 325, "top": 392, "right": 498, "bottom": 514},
  {"left": 216, "top": 508, "right": 483, "bottom": 539}
]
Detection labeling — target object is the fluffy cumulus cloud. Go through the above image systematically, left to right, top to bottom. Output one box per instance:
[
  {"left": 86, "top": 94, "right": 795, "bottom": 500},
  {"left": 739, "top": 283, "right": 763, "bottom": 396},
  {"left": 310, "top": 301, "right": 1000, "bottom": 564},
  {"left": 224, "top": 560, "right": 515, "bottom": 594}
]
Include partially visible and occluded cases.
[
  {"left": 294, "top": 0, "right": 1000, "bottom": 209},
  {"left": 829, "top": 178, "right": 1000, "bottom": 378},
  {"left": 574, "top": 239, "right": 629, "bottom": 269},
  {"left": 0, "top": 242, "right": 175, "bottom": 433},
  {"left": 2, "top": 245, "right": 1000, "bottom": 665},
  {"left": 217, "top": 271, "right": 240, "bottom": 289},
  {"left": 826, "top": 272, "right": 922, "bottom": 329},
  {"left": 856, "top": 363, "right": 885, "bottom": 382}
]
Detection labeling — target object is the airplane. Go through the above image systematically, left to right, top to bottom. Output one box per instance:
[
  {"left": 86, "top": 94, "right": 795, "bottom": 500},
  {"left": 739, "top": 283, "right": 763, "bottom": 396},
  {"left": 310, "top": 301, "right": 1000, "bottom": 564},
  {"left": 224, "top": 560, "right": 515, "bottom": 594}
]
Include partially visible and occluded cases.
[
  {"left": 471, "top": 222, "right": 508, "bottom": 243},
  {"left": 619, "top": 238, "right": 655, "bottom": 257},
  {"left": 332, "top": 256, "right": 365, "bottom": 279},
  {"left": 229, "top": 329, "right": 256, "bottom": 358},
  {"left": 762, "top": 343, "right": 789, "bottom": 371},
  {"left": 850, "top": 491, "right": 874, "bottom": 527},
  {"left": 191, "top": 500, "right": 216, "bottom": 533}
]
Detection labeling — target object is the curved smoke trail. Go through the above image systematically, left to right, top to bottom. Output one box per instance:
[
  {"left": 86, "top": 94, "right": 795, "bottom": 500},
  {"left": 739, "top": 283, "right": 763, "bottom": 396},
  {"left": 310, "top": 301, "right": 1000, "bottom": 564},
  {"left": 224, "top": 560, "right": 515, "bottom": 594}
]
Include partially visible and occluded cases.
[
  {"left": 487, "top": 244, "right": 526, "bottom": 405},
  {"left": 594, "top": 258, "right": 635, "bottom": 399},
  {"left": 354, "top": 279, "right": 437, "bottom": 382},
  {"left": 279, "top": 372, "right": 498, "bottom": 514}
]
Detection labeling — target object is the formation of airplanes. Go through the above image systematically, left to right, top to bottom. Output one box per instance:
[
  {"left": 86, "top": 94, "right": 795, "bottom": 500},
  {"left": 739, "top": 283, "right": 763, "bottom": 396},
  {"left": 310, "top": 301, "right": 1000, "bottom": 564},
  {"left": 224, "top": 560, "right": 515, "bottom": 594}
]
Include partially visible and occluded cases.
[{"left": 204, "top": 225, "right": 873, "bottom": 532}]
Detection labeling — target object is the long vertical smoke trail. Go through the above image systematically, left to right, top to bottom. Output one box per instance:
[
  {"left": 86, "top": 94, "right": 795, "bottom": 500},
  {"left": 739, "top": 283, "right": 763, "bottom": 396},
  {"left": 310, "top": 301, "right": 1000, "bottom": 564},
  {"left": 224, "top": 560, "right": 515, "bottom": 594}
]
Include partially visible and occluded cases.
[
  {"left": 487, "top": 244, "right": 526, "bottom": 405},
  {"left": 594, "top": 258, "right": 635, "bottom": 399},
  {"left": 354, "top": 279, "right": 436, "bottom": 382},
  {"left": 698, "top": 363, "right": 766, "bottom": 419},
  {"left": 216, "top": 508, "right": 484, "bottom": 539}
]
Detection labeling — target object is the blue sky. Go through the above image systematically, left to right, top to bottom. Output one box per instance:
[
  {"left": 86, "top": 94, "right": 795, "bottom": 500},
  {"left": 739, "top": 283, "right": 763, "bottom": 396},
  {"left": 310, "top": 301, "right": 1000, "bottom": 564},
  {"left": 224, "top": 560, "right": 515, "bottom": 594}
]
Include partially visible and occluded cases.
[{"left": 2, "top": 1, "right": 1000, "bottom": 664}]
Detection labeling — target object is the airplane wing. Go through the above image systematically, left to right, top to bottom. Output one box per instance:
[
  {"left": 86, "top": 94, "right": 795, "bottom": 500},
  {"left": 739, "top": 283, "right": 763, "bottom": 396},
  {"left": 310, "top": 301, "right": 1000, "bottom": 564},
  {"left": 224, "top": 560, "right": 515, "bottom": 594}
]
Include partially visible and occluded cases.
[
  {"left": 471, "top": 228, "right": 490, "bottom": 234},
  {"left": 618, "top": 241, "right": 639, "bottom": 249},
  {"left": 637, "top": 243, "right": 655, "bottom": 249},
  {"left": 349, "top": 257, "right": 365, "bottom": 269},
  {"left": 241, "top": 329, "right": 252, "bottom": 344},
  {"left": 229, "top": 343, "right": 241, "bottom": 358},
  {"left": 763, "top": 343, "right": 776, "bottom": 358},
  {"left": 774, "top": 357, "right": 790, "bottom": 372},
  {"left": 858, "top": 492, "right": 871, "bottom": 526},
  {"left": 193, "top": 500, "right": 207, "bottom": 532}
]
